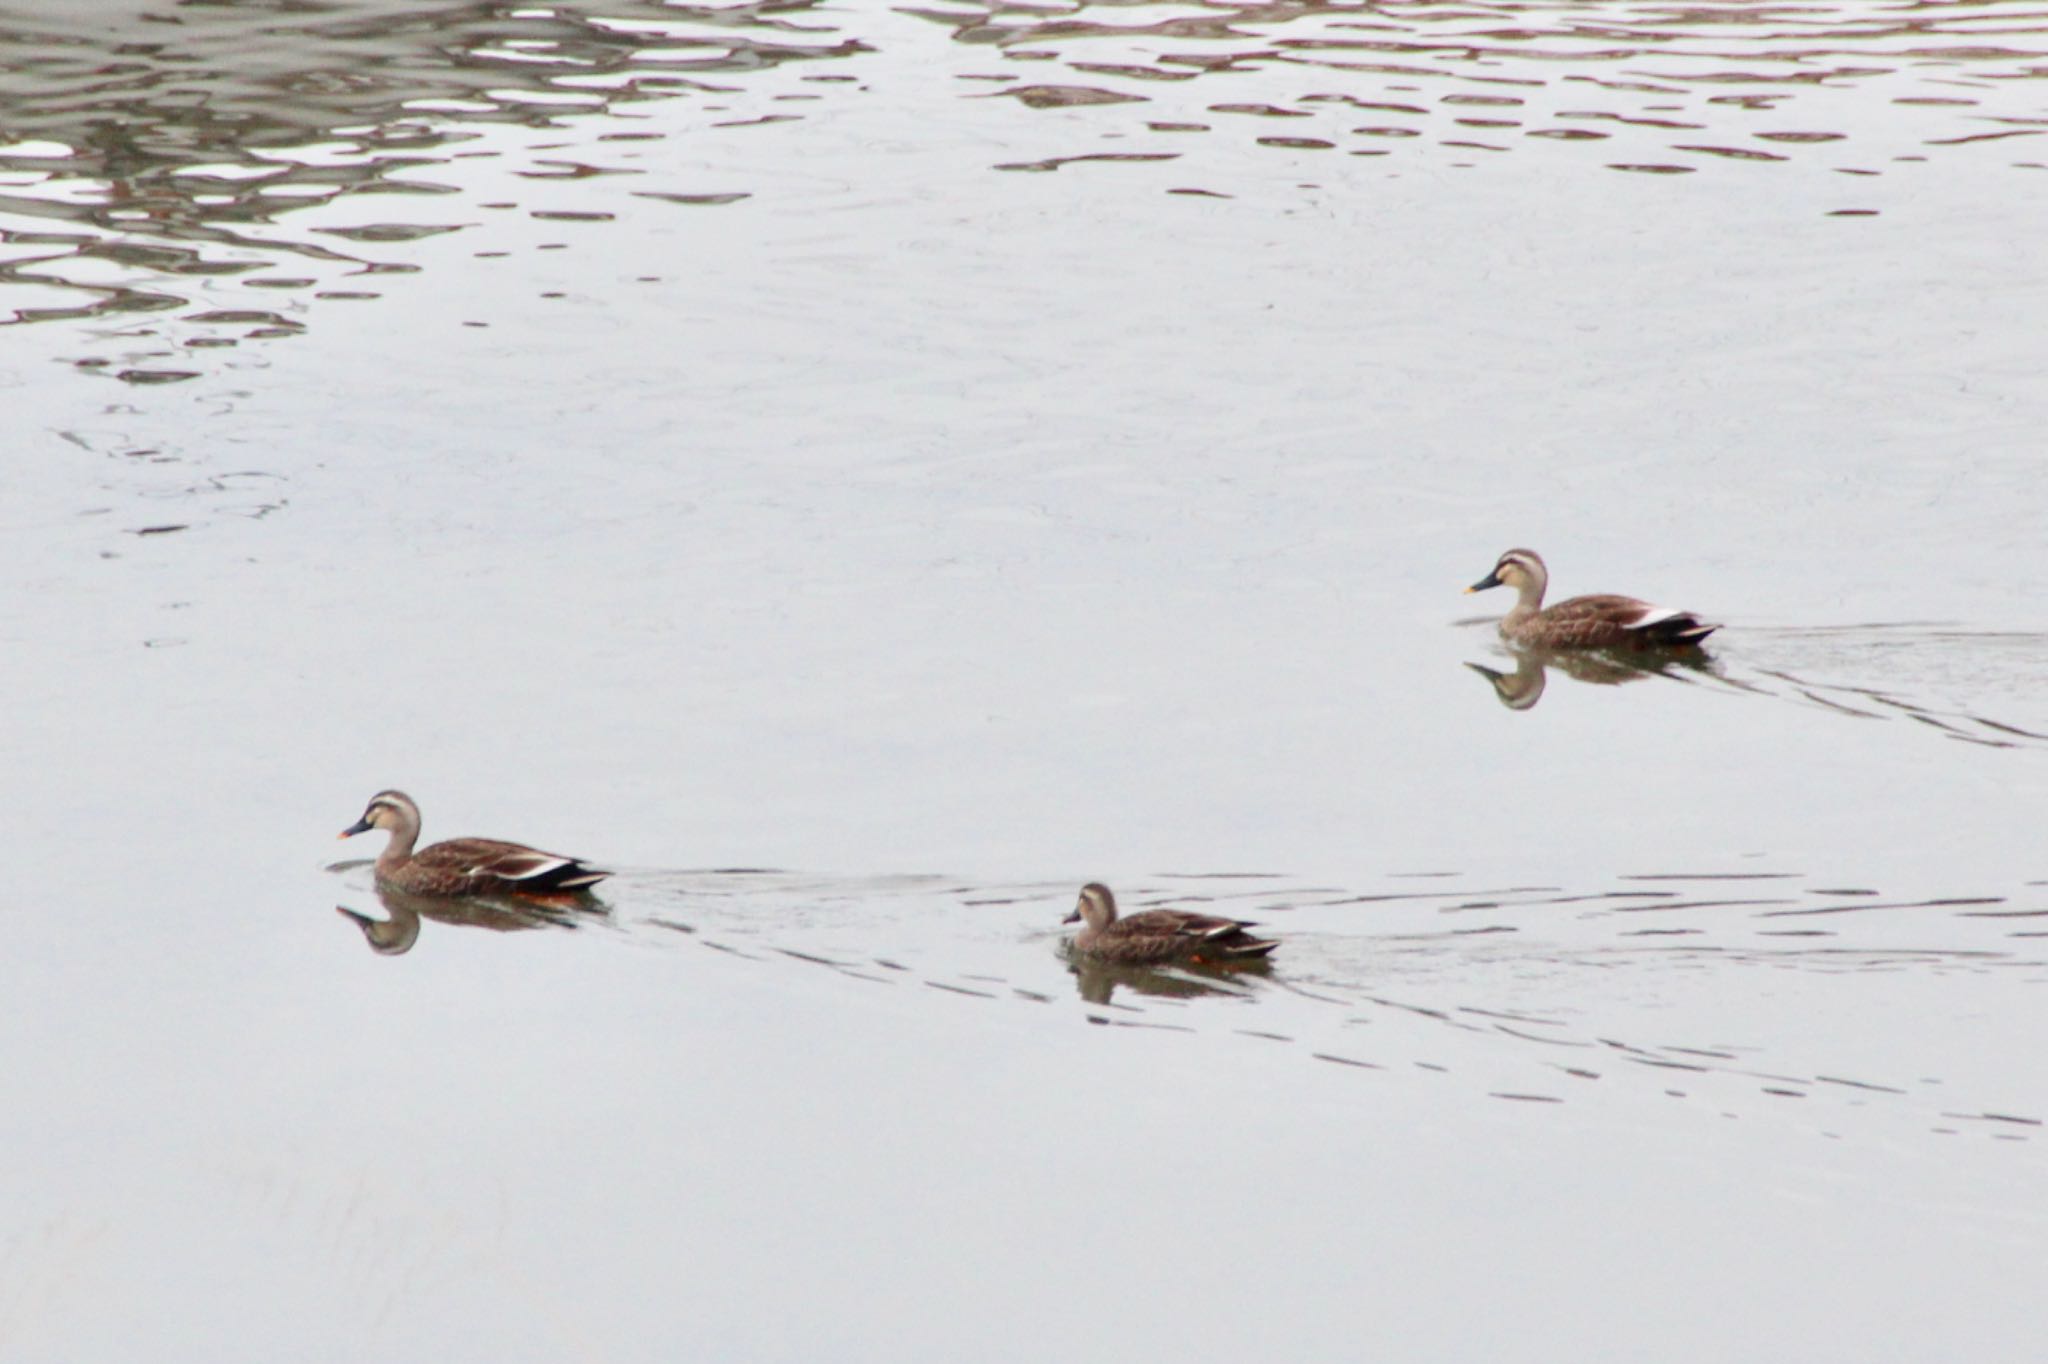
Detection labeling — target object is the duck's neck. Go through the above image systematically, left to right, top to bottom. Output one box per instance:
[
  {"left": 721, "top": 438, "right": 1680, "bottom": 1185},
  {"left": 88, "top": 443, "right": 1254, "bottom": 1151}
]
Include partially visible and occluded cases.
[
  {"left": 1503, "top": 573, "right": 1547, "bottom": 625},
  {"left": 376, "top": 820, "right": 420, "bottom": 872}
]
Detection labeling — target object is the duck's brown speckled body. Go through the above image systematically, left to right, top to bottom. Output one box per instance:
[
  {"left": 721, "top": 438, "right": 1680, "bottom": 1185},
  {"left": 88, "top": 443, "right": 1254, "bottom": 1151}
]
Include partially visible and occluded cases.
[
  {"left": 1467, "top": 548, "right": 1717, "bottom": 649},
  {"left": 338, "top": 790, "right": 610, "bottom": 899},
  {"left": 1062, "top": 882, "right": 1278, "bottom": 966}
]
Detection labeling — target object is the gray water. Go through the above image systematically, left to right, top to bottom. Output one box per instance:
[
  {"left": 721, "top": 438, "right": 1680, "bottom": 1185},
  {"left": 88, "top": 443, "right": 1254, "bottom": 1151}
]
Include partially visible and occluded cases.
[{"left": 3, "top": 1, "right": 2046, "bottom": 1359}]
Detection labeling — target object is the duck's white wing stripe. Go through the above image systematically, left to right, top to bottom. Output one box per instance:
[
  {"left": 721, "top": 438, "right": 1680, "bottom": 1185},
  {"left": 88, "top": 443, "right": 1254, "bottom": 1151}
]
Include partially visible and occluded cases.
[
  {"left": 1629, "top": 604, "right": 1687, "bottom": 628},
  {"left": 474, "top": 854, "right": 575, "bottom": 881}
]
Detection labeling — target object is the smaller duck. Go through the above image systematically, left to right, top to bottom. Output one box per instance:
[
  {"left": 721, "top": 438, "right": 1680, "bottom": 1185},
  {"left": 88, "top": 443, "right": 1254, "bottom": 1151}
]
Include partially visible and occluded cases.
[
  {"left": 1466, "top": 547, "right": 1718, "bottom": 649},
  {"left": 337, "top": 789, "right": 611, "bottom": 899},
  {"left": 1062, "top": 882, "right": 1278, "bottom": 966}
]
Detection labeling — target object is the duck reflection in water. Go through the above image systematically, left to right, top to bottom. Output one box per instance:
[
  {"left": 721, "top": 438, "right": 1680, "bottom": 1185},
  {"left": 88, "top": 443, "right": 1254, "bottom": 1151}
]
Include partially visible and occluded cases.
[
  {"left": 1466, "top": 646, "right": 1723, "bottom": 712},
  {"left": 1469, "top": 650, "right": 1657, "bottom": 711},
  {"left": 335, "top": 885, "right": 599, "bottom": 957},
  {"left": 1066, "top": 954, "right": 1272, "bottom": 1006}
]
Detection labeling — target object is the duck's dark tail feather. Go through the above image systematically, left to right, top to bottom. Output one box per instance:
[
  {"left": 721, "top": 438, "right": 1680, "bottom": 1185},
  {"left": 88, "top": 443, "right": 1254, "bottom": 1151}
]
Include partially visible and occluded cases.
[
  {"left": 1644, "top": 615, "right": 1718, "bottom": 646},
  {"left": 540, "top": 863, "right": 611, "bottom": 891}
]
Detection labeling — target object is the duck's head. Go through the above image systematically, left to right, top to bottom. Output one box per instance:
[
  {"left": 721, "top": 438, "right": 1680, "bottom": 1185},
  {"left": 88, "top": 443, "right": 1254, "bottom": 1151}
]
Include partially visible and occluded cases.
[
  {"left": 1467, "top": 547, "right": 1547, "bottom": 596},
  {"left": 339, "top": 789, "right": 421, "bottom": 839},
  {"left": 1064, "top": 882, "right": 1117, "bottom": 926}
]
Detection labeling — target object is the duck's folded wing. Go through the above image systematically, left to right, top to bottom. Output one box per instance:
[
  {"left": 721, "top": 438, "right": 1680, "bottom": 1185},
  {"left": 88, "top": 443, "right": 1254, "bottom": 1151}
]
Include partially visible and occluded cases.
[
  {"left": 1549, "top": 593, "right": 1655, "bottom": 624},
  {"left": 1542, "top": 594, "right": 1713, "bottom": 646},
  {"left": 1612, "top": 600, "right": 1717, "bottom": 642},
  {"left": 1626, "top": 603, "right": 1716, "bottom": 636},
  {"left": 428, "top": 838, "right": 598, "bottom": 884},
  {"left": 478, "top": 848, "right": 579, "bottom": 881},
  {"left": 486, "top": 849, "right": 610, "bottom": 887},
  {"left": 1152, "top": 912, "right": 1260, "bottom": 940},
  {"left": 1183, "top": 914, "right": 1278, "bottom": 957}
]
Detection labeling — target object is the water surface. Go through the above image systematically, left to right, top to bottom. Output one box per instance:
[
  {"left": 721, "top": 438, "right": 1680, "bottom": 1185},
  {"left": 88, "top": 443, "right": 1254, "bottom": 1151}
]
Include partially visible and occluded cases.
[{"left": 3, "top": 1, "right": 2046, "bottom": 1359}]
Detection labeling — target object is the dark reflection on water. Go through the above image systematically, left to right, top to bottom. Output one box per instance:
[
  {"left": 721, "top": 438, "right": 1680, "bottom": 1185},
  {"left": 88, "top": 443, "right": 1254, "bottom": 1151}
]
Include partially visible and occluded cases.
[
  {"left": 0, "top": 0, "right": 864, "bottom": 353},
  {"left": 5, "top": 0, "right": 2045, "bottom": 369},
  {"left": 920, "top": 0, "right": 2048, "bottom": 179},
  {"left": 1465, "top": 646, "right": 1712, "bottom": 710},
  {"left": 333, "top": 880, "right": 604, "bottom": 955},
  {"left": 1066, "top": 951, "right": 1271, "bottom": 1005}
]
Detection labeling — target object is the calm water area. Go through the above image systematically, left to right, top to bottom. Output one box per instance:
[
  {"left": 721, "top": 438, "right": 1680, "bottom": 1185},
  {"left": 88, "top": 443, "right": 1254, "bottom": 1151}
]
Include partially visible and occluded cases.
[{"left": 3, "top": 0, "right": 2047, "bottom": 1358}]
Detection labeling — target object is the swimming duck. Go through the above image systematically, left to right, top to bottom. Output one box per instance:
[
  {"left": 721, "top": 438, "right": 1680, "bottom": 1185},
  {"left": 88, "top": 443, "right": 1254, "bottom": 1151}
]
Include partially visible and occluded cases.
[
  {"left": 1466, "top": 548, "right": 1717, "bottom": 648},
  {"left": 337, "top": 790, "right": 610, "bottom": 898},
  {"left": 1061, "top": 882, "right": 1278, "bottom": 966}
]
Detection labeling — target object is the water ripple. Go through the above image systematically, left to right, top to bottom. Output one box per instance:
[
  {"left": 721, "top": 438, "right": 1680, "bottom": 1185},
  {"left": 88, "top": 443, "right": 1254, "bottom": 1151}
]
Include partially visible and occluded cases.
[
  {"left": 2, "top": 0, "right": 2042, "bottom": 364},
  {"left": 329, "top": 862, "right": 2048, "bottom": 1143}
]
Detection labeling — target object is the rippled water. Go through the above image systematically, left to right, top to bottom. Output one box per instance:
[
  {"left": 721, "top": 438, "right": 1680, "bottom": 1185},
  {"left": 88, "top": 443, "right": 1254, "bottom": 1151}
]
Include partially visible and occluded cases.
[
  {"left": 6, "top": 0, "right": 2046, "bottom": 347},
  {"left": 4, "top": 2, "right": 2047, "bottom": 1360},
  {"left": 332, "top": 861, "right": 2048, "bottom": 1138}
]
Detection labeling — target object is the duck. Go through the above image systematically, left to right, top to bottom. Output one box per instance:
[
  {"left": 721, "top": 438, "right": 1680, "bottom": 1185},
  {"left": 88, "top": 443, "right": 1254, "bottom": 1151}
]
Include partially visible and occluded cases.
[
  {"left": 1466, "top": 548, "right": 1717, "bottom": 649},
  {"left": 337, "top": 790, "right": 611, "bottom": 898},
  {"left": 1061, "top": 882, "right": 1278, "bottom": 966}
]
